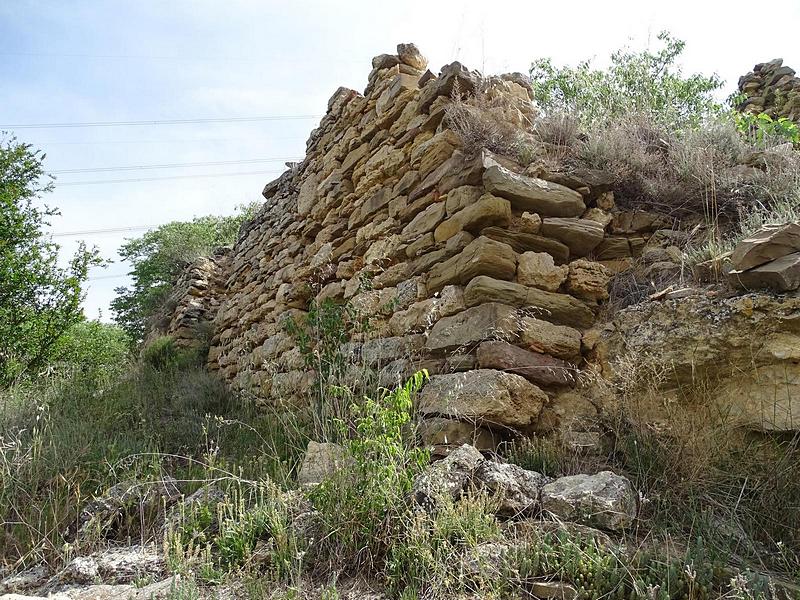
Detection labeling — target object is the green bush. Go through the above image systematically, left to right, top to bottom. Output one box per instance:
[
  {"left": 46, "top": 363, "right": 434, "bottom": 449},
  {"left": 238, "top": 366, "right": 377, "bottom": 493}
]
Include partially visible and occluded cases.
[
  {"left": 530, "top": 32, "right": 723, "bottom": 129},
  {"left": 111, "top": 204, "right": 258, "bottom": 344},
  {"left": 141, "top": 336, "right": 202, "bottom": 371},
  {"left": 309, "top": 371, "right": 429, "bottom": 574}
]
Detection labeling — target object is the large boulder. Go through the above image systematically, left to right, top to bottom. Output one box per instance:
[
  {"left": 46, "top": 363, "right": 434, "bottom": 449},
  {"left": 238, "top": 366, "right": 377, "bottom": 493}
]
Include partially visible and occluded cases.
[
  {"left": 483, "top": 165, "right": 586, "bottom": 217},
  {"left": 540, "top": 218, "right": 605, "bottom": 257},
  {"left": 730, "top": 222, "right": 800, "bottom": 271},
  {"left": 426, "top": 236, "right": 517, "bottom": 292},
  {"left": 729, "top": 252, "right": 800, "bottom": 292},
  {"left": 425, "top": 302, "right": 520, "bottom": 352},
  {"left": 476, "top": 340, "right": 577, "bottom": 387},
  {"left": 417, "top": 369, "right": 547, "bottom": 429},
  {"left": 541, "top": 471, "right": 637, "bottom": 531}
]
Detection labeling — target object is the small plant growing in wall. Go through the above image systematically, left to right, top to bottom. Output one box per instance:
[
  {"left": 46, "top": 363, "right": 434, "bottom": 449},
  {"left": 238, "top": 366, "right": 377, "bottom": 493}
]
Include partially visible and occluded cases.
[{"left": 283, "top": 298, "right": 374, "bottom": 440}]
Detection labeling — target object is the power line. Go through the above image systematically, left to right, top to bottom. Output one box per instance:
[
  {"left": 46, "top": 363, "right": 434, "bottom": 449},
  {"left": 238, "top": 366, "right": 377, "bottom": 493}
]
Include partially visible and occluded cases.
[
  {"left": 2, "top": 51, "right": 363, "bottom": 64},
  {"left": 2, "top": 115, "right": 321, "bottom": 129},
  {"left": 27, "top": 136, "right": 307, "bottom": 146},
  {"left": 51, "top": 157, "right": 302, "bottom": 174},
  {"left": 57, "top": 169, "right": 286, "bottom": 186},
  {"left": 53, "top": 225, "right": 157, "bottom": 237},
  {"left": 88, "top": 273, "right": 129, "bottom": 281}
]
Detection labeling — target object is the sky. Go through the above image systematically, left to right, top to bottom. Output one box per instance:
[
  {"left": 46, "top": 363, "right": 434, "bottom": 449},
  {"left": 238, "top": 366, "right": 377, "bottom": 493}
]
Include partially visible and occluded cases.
[{"left": 1, "top": 0, "right": 798, "bottom": 321}]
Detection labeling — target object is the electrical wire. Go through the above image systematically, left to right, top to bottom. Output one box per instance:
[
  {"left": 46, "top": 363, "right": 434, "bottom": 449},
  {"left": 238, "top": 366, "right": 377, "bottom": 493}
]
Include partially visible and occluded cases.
[
  {"left": 2, "top": 115, "right": 321, "bottom": 129},
  {"left": 51, "top": 157, "right": 302, "bottom": 174},
  {"left": 56, "top": 169, "right": 286, "bottom": 186},
  {"left": 52, "top": 225, "right": 157, "bottom": 237}
]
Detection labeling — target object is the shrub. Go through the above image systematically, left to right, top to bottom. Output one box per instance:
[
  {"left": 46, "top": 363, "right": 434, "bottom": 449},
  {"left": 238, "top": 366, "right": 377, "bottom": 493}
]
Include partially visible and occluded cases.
[
  {"left": 529, "top": 32, "right": 723, "bottom": 129},
  {"left": 444, "top": 77, "right": 537, "bottom": 164},
  {"left": 141, "top": 336, "right": 202, "bottom": 371},
  {"left": 308, "top": 371, "right": 429, "bottom": 574}
]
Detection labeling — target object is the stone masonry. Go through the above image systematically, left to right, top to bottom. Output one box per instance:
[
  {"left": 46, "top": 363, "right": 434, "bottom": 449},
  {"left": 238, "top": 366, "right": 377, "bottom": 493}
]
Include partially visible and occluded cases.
[
  {"left": 157, "top": 44, "right": 666, "bottom": 452},
  {"left": 738, "top": 58, "right": 800, "bottom": 124}
]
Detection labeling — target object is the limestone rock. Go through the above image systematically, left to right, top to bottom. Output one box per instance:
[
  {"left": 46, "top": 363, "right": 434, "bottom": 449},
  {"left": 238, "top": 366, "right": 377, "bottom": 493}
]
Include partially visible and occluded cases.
[
  {"left": 397, "top": 42, "right": 427, "bottom": 71},
  {"left": 483, "top": 164, "right": 586, "bottom": 217},
  {"left": 445, "top": 185, "right": 483, "bottom": 215},
  {"left": 434, "top": 194, "right": 512, "bottom": 243},
  {"left": 401, "top": 201, "right": 446, "bottom": 239},
  {"left": 519, "top": 211, "right": 542, "bottom": 233},
  {"left": 540, "top": 218, "right": 605, "bottom": 257},
  {"left": 730, "top": 224, "right": 800, "bottom": 271},
  {"left": 481, "top": 227, "right": 570, "bottom": 264},
  {"left": 426, "top": 236, "right": 517, "bottom": 293},
  {"left": 517, "top": 252, "right": 568, "bottom": 291},
  {"left": 729, "top": 252, "right": 800, "bottom": 292},
  {"left": 566, "top": 259, "right": 612, "bottom": 301},
  {"left": 463, "top": 276, "right": 596, "bottom": 329},
  {"left": 426, "top": 302, "right": 520, "bottom": 352},
  {"left": 519, "top": 316, "right": 582, "bottom": 360},
  {"left": 476, "top": 340, "right": 577, "bottom": 387},
  {"left": 417, "top": 369, "right": 547, "bottom": 428},
  {"left": 417, "top": 418, "right": 498, "bottom": 452},
  {"left": 297, "top": 441, "right": 350, "bottom": 486},
  {"left": 412, "top": 444, "right": 484, "bottom": 508},
  {"left": 473, "top": 460, "right": 546, "bottom": 517},
  {"left": 541, "top": 471, "right": 637, "bottom": 531},
  {"left": 59, "top": 546, "right": 165, "bottom": 585}
]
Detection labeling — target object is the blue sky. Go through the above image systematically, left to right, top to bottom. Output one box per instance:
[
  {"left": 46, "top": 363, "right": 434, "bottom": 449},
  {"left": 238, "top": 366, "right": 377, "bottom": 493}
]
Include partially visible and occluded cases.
[{"left": 2, "top": 0, "right": 798, "bottom": 320}]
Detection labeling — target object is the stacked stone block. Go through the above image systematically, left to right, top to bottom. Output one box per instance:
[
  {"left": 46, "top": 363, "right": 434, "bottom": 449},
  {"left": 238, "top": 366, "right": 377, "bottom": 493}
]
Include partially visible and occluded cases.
[
  {"left": 167, "top": 44, "right": 655, "bottom": 451},
  {"left": 738, "top": 58, "right": 800, "bottom": 124}
]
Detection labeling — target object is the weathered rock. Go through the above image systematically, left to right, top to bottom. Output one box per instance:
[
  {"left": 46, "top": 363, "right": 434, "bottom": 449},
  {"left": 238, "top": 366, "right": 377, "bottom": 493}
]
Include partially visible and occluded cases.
[
  {"left": 397, "top": 42, "right": 428, "bottom": 71},
  {"left": 483, "top": 165, "right": 586, "bottom": 217},
  {"left": 445, "top": 185, "right": 483, "bottom": 215},
  {"left": 434, "top": 194, "right": 512, "bottom": 242},
  {"left": 401, "top": 201, "right": 446, "bottom": 239},
  {"left": 540, "top": 218, "right": 605, "bottom": 257},
  {"left": 731, "top": 223, "right": 800, "bottom": 271},
  {"left": 481, "top": 227, "right": 570, "bottom": 264},
  {"left": 426, "top": 236, "right": 517, "bottom": 292},
  {"left": 517, "top": 252, "right": 568, "bottom": 291},
  {"left": 729, "top": 252, "right": 800, "bottom": 291},
  {"left": 566, "top": 259, "right": 612, "bottom": 301},
  {"left": 463, "top": 276, "right": 596, "bottom": 329},
  {"left": 600, "top": 294, "right": 800, "bottom": 432},
  {"left": 426, "top": 302, "right": 520, "bottom": 352},
  {"left": 519, "top": 317, "right": 582, "bottom": 360},
  {"left": 477, "top": 340, "right": 577, "bottom": 387},
  {"left": 417, "top": 369, "right": 547, "bottom": 428},
  {"left": 417, "top": 418, "right": 498, "bottom": 452},
  {"left": 297, "top": 441, "right": 350, "bottom": 486},
  {"left": 412, "top": 444, "right": 484, "bottom": 508},
  {"left": 473, "top": 460, "right": 546, "bottom": 517},
  {"left": 541, "top": 471, "right": 637, "bottom": 531},
  {"left": 76, "top": 478, "right": 181, "bottom": 543},
  {"left": 59, "top": 546, "right": 165, "bottom": 585}
]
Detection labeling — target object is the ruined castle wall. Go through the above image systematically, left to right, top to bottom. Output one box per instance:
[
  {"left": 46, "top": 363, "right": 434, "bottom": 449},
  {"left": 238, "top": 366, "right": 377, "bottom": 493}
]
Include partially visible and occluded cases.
[
  {"left": 163, "top": 44, "right": 664, "bottom": 451},
  {"left": 739, "top": 59, "right": 800, "bottom": 124}
]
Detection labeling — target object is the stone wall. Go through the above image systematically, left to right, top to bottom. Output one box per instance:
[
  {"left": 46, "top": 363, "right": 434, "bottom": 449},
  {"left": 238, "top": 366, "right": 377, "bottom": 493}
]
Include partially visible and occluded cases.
[
  {"left": 157, "top": 43, "right": 675, "bottom": 452},
  {"left": 738, "top": 59, "right": 800, "bottom": 123},
  {"left": 145, "top": 248, "right": 231, "bottom": 349}
]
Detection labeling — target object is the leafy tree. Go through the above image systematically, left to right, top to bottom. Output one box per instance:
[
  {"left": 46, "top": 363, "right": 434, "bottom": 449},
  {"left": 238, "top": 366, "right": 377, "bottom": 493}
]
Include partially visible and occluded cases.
[
  {"left": 529, "top": 32, "right": 724, "bottom": 129},
  {"left": 0, "top": 135, "right": 100, "bottom": 387},
  {"left": 111, "top": 205, "right": 258, "bottom": 343},
  {"left": 50, "top": 320, "right": 131, "bottom": 379}
]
